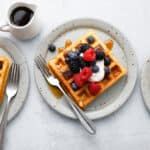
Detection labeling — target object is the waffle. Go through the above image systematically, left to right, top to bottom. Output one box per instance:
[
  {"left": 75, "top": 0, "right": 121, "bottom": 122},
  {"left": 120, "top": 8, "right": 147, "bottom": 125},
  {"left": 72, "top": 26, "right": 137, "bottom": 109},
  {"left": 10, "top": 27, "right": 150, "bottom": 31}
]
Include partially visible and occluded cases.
[
  {"left": 48, "top": 30, "right": 127, "bottom": 109},
  {"left": 0, "top": 56, "right": 10, "bottom": 104}
]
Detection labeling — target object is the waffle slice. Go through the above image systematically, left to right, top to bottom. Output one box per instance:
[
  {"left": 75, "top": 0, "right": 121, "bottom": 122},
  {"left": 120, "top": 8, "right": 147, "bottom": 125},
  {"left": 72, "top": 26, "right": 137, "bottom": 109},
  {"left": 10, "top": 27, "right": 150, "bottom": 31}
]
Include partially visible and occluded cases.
[
  {"left": 48, "top": 30, "right": 127, "bottom": 109},
  {"left": 0, "top": 56, "right": 10, "bottom": 104}
]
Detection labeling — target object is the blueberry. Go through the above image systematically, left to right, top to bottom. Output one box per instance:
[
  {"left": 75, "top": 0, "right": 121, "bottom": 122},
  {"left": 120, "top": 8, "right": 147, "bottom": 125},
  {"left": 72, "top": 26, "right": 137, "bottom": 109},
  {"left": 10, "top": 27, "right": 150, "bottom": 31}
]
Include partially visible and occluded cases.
[
  {"left": 87, "top": 36, "right": 95, "bottom": 44},
  {"left": 79, "top": 43, "right": 91, "bottom": 52},
  {"left": 48, "top": 44, "right": 56, "bottom": 52},
  {"left": 75, "top": 50, "right": 80, "bottom": 56},
  {"left": 67, "top": 51, "right": 78, "bottom": 59},
  {"left": 96, "top": 51, "right": 105, "bottom": 60},
  {"left": 104, "top": 57, "right": 111, "bottom": 66},
  {"left": 92, "top": 65, "right": 99, "bottom": 73},
  {"left": 105, "top": 67, "right": 111, "bottom": 76},
  {"left": 71, "top": 82, "right": 79, "bottom": 91}
]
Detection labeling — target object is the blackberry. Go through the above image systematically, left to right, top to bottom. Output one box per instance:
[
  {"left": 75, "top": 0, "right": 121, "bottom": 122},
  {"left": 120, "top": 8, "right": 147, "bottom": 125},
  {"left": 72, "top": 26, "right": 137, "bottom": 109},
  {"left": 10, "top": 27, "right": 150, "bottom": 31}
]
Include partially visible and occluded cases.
[
  {"left": 87, "top": 36, "right": 95, "bottom": 44},
  {"left": 79, "top": 43, "right": 91, "bottom": 53},
  {"left": 48, "top": 44, "right": 56, "bottom": 52},
  {"left": 96, "top": 51, "right": 105, "bottom": 60},
  {"left": 65, "top": 57, "right": 71, "bottom": 64},
  {"left": 79, "top": 57, "right": 86, "bottom": 68},
  {"left": 104, "top": 57, "right": 111, "bottom": 66},
  {"left": 0, "top": 61, "right": 3, "bottom": 69},
  {"left": 69, "top": 61, "right": 80, "bottom": 73},
  {"left": 85, "top": 62, "right": 91, "bottom": 67},
  {"left": 70, "top": 64, "right": 80, "bottom": 73},
  {"left": 62, "top": 70, "right": 73, "bottom": 80}
]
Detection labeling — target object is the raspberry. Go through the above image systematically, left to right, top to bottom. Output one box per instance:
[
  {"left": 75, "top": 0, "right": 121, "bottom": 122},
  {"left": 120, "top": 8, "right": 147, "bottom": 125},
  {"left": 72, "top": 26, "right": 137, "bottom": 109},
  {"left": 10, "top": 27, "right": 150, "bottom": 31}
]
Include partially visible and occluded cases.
[
  {"left": 83, "top": 48, "right": 96, "bottom": 62},
  {"left": 80, "top": 67, "right": 92, "bottom": 82},
  {"left": 73, "top": 74, "right": 85, "bottom": 88},
  {"left": 88, "top": 82, "right": 101, "bottom": 96}
]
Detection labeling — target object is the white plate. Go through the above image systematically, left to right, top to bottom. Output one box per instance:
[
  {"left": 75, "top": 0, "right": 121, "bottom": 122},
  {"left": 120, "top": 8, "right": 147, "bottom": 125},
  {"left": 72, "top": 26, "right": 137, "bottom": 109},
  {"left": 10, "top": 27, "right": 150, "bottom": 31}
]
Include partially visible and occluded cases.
[
  {"left": 34, "top": 18, "right": 137, "bottom": 120},
  {"left": 0, "top": 37, "right": 29, "bottom": 122},
  {"left": 141, "top": 57, "right": 150, "bottom": 111}
]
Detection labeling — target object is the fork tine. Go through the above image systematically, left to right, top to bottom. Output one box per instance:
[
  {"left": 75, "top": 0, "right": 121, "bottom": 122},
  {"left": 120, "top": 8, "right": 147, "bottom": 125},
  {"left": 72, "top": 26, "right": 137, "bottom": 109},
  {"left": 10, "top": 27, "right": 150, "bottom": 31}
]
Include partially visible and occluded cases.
[
  {"left": 38, "top": 55, "right": 50, "bottom": 76},
  {"left": 35, "top": 56, "right": 48, "bottom": 79},
  {"left": 38, "top": 56, "right": 49, "bottom": 77},
  {"left": 35, "top": 57, "right": 40, "bottom": 69},
  {"left": 8, "top": 63, "right": 15, "bottom": 85},
  {"left": 12, "top": 64, "right": 17, "bottom": 84},
  {"left": 14, "top": 64, "right": 20, "bottom": 85}
]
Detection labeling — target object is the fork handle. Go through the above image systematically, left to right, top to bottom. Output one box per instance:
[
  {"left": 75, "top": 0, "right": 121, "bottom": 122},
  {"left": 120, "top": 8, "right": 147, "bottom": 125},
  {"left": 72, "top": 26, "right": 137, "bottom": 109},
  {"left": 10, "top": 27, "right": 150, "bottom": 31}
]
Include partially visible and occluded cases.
[
  {"left": 57, "top": 85, "right": 96, "bottom": 135},
  {"left": 0, "top": 97, "right": 10, "bottom": 150}
]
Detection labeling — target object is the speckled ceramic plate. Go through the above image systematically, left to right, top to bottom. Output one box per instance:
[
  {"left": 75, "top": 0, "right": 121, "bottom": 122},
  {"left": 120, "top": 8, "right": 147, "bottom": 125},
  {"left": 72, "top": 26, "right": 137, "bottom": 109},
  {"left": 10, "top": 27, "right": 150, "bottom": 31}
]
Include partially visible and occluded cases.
[
  {"left": 34, "top": 18, "right": 137, "bottom": 120},
  {"left": 0, "top": 37, "right": 29, "bottom": 122},
  {"left": 141, "top": 57, "right": 150, "bottom": 111}
]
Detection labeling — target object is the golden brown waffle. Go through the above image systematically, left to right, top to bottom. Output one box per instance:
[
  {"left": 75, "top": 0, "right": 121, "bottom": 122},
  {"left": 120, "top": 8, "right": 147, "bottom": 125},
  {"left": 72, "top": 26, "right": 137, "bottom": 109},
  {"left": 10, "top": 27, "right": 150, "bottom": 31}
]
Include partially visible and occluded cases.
[
  {"left": 48, "top": 30, "right": 127, "bottom": 109},
  {"left": 0, "top": 56, "right": 10, "bottom": 104}
]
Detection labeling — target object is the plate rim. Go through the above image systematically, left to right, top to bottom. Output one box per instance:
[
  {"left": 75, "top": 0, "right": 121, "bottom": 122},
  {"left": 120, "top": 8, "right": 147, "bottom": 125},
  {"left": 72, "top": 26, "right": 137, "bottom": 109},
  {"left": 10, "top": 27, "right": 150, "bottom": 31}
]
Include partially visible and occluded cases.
[
  {"left": 34, "top": 18, "right": 138, "bottom": 120},
  {"left": 0, "top": 37, "right": 29, "bottom": 122},
  {"left": 141, "top": 57, "right": 150, "bottom": 111}
]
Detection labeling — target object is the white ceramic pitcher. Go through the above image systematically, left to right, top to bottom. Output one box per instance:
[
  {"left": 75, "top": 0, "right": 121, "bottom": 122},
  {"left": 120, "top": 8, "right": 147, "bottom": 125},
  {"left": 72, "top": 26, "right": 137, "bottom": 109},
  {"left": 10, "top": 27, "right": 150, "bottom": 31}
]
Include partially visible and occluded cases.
[{"left": 0, "top": 2, "right": 41, "bottom": 40}]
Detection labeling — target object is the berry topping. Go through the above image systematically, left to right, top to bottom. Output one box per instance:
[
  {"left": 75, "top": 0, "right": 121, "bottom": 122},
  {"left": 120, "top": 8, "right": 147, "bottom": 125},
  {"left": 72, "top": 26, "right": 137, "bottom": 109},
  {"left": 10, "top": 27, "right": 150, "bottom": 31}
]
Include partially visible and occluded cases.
[
  {"left": 87, "top": 36, "right": 95, "bottom": 44},
  {"left": 79, "top": 43, "right": 91, "bottom": 53},
  {"left": 48, "top": 44, "right": 56, "bottom": 52},
  {"left": 83, "top": 48, "right": 96, "bottom": 62},
  {"left": 75, "top": 50, "right": 80, "bottom": 56},
  {"left": 65, "top": 51, "right": 81, "bottom": 73},
  {"left": 67, "top": 51, "right": 78, "bottom": 59},
  {"left": 96, "top": 51, "right": 105, "bottom": 60},
  {"left": 65, "top": 57, "right": 71, "bottom": 64},
  {"left": 79, "top": 57, "right": 86, "bottom": 68},
  {"left": 104, "top": 57, "right": 111, "bottom": 66},
  {"left": 90, "top": 60, "right": 96, "bottom": 66},
  {"left": 0, "top": 61, "right": 3, "bottom": 69},
  {"left": 69, "top": 61, "right": 80, "bottom": 73},
  {"left": 85, "top": 62, "right": 91, "bottom": 67},
  {"left": 92, "top": 65, "right": 99, "bottom": 73},
  {"left": 80, "top": 67, "right": 92, "bottom": 82},
  {"left": 105, "top": 67, "right": 111, "bottom": 76},
  {"left": 62, "top": 70, "right": 73, "bottom": 80},
  {"left": 73, "top": 74, "right": 85, "bottom": 88},
  {"left": 71, "top": 82, "right": 79, "bottom": 91},
  {"left": 88, "top": 82, "right": 101, "bottom": 96}
]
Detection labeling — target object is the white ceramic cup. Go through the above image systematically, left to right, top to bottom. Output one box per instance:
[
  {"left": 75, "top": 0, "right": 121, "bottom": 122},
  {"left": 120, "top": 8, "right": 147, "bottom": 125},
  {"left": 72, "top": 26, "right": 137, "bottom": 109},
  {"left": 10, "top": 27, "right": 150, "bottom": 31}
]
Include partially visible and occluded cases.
[{"left": 0, "top": 2, "right": 41, "bottom": 40}]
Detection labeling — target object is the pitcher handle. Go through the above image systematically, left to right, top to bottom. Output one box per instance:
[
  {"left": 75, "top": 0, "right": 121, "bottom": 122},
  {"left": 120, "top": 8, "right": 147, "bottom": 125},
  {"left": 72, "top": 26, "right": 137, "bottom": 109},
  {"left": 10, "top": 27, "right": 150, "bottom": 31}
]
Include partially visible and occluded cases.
[{"left": 0, "top": 24, "right": 10, "bottom": 32}]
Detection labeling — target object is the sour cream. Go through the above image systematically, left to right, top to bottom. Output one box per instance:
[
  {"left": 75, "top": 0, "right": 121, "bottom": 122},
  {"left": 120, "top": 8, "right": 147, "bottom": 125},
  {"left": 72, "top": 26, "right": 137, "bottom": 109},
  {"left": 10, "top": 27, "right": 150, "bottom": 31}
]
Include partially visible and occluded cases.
[{"left": 89, "top": 60, "right": 105, "bottom": 82}]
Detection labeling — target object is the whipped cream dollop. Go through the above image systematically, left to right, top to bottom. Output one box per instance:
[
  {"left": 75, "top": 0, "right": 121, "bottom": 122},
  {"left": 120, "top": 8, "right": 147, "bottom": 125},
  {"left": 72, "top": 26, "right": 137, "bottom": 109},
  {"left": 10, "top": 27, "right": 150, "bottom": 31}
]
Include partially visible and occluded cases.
[{"left": 89, "top": 60, "right": 105, "bottom": 82}]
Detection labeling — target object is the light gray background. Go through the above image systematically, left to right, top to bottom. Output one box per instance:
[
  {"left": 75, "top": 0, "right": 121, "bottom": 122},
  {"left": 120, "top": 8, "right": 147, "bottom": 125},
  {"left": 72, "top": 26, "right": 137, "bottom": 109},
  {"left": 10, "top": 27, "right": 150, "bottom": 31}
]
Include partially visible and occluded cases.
[{"left": 0, "top": 0, "right": 150, "bottom": 149}]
